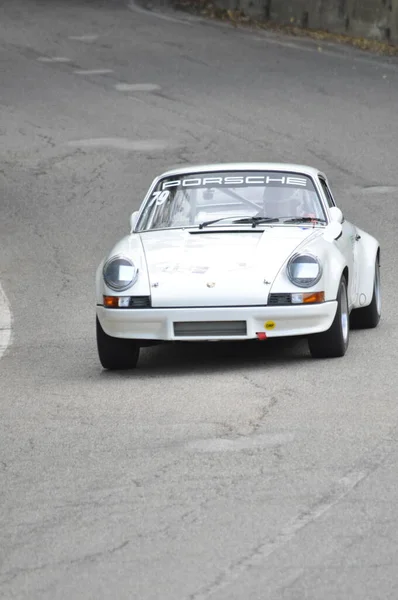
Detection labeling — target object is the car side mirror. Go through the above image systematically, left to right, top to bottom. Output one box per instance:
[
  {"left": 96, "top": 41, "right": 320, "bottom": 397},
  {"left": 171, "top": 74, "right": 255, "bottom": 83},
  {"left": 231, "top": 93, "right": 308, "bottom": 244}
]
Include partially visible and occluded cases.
[
  {"left": 329, "top": 206, "right": 344, "bottom": 224},
  {"left": 130, "top": 211, "right": 139, "bottom": 232},
  {"left": 323, "top": 221, "right": 343, "bottom": 242}
]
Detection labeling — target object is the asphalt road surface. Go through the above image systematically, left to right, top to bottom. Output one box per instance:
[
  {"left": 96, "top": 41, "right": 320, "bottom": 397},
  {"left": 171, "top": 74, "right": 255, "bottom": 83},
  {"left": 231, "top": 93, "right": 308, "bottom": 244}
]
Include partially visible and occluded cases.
[{"left": 1, "top": 1, "right": 398, "bottom": 598}]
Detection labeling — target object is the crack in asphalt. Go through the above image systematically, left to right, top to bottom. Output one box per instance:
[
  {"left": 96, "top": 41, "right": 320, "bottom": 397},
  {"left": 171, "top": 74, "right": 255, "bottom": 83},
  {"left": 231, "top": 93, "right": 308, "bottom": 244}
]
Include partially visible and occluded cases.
[
  {"left": 187, "top": 434, "right": 398, "bottom": 599},
  {"left": 0, "top": 540, "right": 130, "bottom": 587}
]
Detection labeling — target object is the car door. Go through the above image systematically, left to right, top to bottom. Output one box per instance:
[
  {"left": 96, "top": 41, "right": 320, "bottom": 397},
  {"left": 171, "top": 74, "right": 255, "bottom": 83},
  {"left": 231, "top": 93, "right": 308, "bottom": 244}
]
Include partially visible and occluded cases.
[{"left": 318, "top": 177, "right": 358, "bottom": 307}]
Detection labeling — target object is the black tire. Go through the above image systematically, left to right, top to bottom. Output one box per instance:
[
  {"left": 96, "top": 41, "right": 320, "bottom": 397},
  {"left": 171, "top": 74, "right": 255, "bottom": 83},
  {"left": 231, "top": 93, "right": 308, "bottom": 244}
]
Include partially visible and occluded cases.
[
  {"left": 350, "top": 257, "right": 381, "bottom": 329},
  {"left": 308, "top": 276, "right": 349, "bottom": 359},
  {"left": 96, "top": 317, "right": 140, "bottom": 370}
]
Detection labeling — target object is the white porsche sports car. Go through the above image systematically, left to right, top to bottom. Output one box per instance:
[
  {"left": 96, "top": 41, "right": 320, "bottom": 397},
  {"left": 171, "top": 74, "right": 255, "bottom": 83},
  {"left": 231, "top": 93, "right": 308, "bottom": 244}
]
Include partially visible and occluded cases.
[{"left": 96, "top": 163, "right": 381, "bottom": 369}]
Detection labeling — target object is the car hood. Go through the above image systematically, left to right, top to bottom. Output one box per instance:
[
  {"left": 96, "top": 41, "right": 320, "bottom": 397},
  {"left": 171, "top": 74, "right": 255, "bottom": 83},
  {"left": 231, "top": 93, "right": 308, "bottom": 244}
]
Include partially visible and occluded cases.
[{"left": 139, "top": 227, "right": 320, "bottom": 307}]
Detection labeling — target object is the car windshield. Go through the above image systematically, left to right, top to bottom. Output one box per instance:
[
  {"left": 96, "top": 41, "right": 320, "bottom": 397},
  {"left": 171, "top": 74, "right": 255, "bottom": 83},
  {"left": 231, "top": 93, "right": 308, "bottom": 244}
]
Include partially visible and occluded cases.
[{"left": 136, "top": 171, "right": 326, "bottom": 232}]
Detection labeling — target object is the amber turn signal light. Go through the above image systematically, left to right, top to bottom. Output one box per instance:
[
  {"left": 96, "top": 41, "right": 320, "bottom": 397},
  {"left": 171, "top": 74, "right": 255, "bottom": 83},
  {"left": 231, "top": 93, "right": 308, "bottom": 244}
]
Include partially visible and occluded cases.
[
  {"left": 291, "top": 291, "right": 325, "bottom": 304},
  {"left": 302, "top": 292, "right": 325, "bottom": 303},
  {"left": 103, "top": 296, "right": 120, "bottom": 308}
]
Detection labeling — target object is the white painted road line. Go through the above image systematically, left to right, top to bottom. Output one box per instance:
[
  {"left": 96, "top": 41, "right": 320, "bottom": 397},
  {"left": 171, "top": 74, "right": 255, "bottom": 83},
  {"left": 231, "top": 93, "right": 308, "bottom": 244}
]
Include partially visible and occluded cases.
[
  {"left": 68, "top": 34, "right": 99, "bottom": 42},
  {"left": 37, "top": 57, "right": 71, "bottom": 63},
  {"left": 74, "top": 69, "right": 114, "bottom": 75},
  {"left": 114, "top": 83, "right": 161, "bottom": 92},
  {"left": 67, "top": 137, "right": 172, "bottom": 150},
  {"left": 0, "top": 284, "right": 12, "bottom": 361}
]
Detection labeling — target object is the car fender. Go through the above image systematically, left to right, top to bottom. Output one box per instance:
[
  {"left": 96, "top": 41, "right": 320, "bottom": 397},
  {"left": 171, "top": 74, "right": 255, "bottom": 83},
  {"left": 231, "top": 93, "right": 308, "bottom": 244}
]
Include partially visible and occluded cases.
[
  {"left": 353, "top": 227, "right": 379, "bottom": 309},
  {"left": 95, "top": 235, "right": 151, "bottom": 305},
  {"left": 269, "top": 236, "right": 348, "bottom": 302},
  {"left": 318, "top": 239, "right": 350, "bottom": 300},
  {"left": 95, "top": 258, "right": 106, "bottom": 305}
]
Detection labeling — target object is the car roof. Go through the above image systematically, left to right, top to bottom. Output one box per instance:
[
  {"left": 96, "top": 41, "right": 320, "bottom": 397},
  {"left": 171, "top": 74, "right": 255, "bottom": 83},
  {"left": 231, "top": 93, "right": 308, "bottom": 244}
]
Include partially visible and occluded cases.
[{"left": 157, "top": 162, "right": 327, "bottom": 180}]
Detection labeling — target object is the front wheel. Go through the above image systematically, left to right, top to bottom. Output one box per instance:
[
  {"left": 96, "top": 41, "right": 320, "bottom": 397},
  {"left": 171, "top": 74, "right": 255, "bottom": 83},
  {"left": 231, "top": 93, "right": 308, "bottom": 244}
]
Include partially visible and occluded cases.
[
  {"left": 350, "top": 257, "right": 381, "bottom": 329},
  {"left": 308, "top": 276, "right": 349, "bottom": 359},
  {"left": 96, "top": 317, "right": 140, "bottom": 370}
]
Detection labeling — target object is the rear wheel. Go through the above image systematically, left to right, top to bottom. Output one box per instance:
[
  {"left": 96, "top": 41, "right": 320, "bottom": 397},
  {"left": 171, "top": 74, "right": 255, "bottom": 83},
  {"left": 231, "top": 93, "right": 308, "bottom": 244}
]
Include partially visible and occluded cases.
[
  {"left": 350, "top": 257, "right": 381, "bottom": 329},
  {"left": 308, "top": 276, "right": 349, "bottom": 359},
  {"left": 96, "top": 317, "right": 140, "bottom": 370}
]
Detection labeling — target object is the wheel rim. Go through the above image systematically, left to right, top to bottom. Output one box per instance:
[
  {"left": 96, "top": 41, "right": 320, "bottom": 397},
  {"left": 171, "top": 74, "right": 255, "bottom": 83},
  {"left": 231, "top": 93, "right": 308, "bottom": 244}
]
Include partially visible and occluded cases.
[
  {"left": 375, "top": 262, "right": 381, "bottom": 316},
  {"left": 340, "top": 282, "right": 349, "bottom": 344}
]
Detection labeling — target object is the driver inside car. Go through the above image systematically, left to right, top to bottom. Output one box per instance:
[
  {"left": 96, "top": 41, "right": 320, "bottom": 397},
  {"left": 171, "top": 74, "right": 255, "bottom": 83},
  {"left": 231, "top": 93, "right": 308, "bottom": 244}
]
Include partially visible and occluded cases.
[{"left": 262, "top": 187, "right": 315, "bottom": 219}]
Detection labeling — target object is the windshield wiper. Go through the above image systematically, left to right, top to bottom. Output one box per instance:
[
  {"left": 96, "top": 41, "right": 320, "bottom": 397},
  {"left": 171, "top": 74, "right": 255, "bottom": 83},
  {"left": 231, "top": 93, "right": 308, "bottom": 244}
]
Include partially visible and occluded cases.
[
  {"left": 197, "top": 215, "right": 326, "bottom": 230},
  {"left": 198, "top": 216, "right": 279, "bottom": 229},
  {"left": 234, "top": 216, "right": 280, "bottom": 228},
  {"left": 279, "top": 216, "right": 327, "bottom": 225}
]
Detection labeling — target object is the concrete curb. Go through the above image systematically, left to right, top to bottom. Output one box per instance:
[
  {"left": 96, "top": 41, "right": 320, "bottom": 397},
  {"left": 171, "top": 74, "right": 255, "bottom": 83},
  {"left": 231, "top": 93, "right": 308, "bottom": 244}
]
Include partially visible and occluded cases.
[{"left": 129, "top": 0, "right": 398, "bottom": 56}]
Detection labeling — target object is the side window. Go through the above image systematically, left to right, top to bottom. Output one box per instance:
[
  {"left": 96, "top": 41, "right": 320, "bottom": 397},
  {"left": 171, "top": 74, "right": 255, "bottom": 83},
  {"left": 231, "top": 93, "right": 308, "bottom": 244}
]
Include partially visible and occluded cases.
[{"left": 319, "top": 177, "right": 335, "bottom": 207}]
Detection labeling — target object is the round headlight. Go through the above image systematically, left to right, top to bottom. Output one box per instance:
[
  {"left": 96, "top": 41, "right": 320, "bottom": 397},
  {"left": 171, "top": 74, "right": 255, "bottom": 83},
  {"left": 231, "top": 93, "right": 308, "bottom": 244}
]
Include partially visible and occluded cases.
[
  {"left": 287, "top": 253, "right": 322, "bottom": 288},
  {"left": 103, "top": 256, "right": 138, "bottom": 291}
]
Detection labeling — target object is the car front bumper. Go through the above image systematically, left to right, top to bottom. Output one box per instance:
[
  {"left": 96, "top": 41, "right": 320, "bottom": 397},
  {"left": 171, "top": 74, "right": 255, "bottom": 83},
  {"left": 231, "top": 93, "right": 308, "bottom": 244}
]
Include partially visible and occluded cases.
[{"left": 97, "top": 301, "right": 338, "bottom": 341}]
